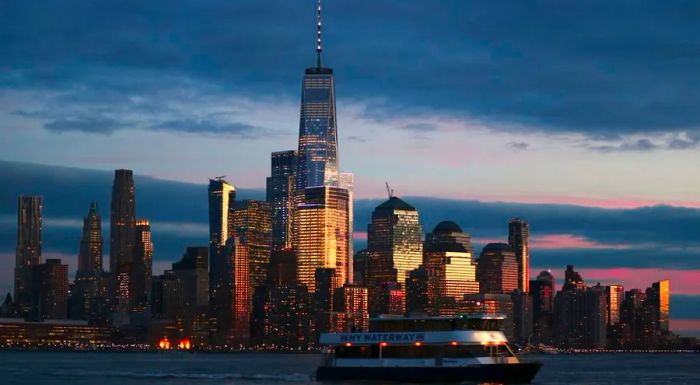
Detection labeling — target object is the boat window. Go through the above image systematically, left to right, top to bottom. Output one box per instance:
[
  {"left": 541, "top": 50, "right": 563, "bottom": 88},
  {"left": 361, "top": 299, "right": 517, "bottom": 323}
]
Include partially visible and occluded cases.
[
  {"left": 335, "top": 345, "right": 373, "bottom": 358},
  {"left": 381, "top": 345, "right": 435, "bottom": 358}
]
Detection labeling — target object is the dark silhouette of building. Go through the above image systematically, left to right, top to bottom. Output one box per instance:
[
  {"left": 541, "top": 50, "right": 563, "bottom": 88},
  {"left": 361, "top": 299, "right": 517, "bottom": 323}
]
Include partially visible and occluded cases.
[
  {"left": 266, "top": 150, "right": 297, "bottom": 250},
  {"left": 110, "top": 169, "right": 136, "bottom": 308},
  {"left": 15, "top": 195, "right": 42, "bottom": 317},
  {"left": 366, "top": 196, "right": 423, "bottom": 316},
  {"left": 72, "top": 201, "right": 105, "bottom": 320},
  {"left": 508, "top": 218, "right": 530, "bottom": 293},
  {"left": 132, "top": 219, "right": 153, "bottom": 308},
  {"left": 477, "top": 243, "right": 519, "bottom": 294},
  {"left": 352, "top": 249, "right": 370, "bottom": 287},
  {"left": 31, "top": 259, "right": 69, "bottom": 320},
  {"left": 405, "top": 266, "right": 430, "bottom": 315},
  {"left": 554, "top": 266, "right": 606, "bottom": 348},
  {"left": 530, "top": 270, "right": 555, "bottom": 343}
]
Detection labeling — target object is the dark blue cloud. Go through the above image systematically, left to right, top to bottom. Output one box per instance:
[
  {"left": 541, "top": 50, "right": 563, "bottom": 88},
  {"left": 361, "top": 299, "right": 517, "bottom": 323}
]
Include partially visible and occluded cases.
[{"left": 2, "top": 0, "right": 700, "bottom": 141}]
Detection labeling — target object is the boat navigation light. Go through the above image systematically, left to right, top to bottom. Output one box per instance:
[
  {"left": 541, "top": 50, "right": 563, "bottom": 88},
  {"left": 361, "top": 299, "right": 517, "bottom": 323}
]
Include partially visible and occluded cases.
[
  {"left": 415, "top": 341, "right": 422, "bottom": 346},
  {"left": 450, "top": 341, "right": 458, "bottom": 346},
  {"left": 345, "top": 342, "right": 352, "bottom": 347},
  {"left": 380, "top": 342, "right": 388, "bottom": 347}
]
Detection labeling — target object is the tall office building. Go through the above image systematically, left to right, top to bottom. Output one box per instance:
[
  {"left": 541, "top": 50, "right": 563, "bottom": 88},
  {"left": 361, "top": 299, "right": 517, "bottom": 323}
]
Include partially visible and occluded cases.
[
  {"left": 295, "top": 0, "right": 339, "bottom": 193},
  {"left": 266, "top": 150, "right": 297, "bottom": 250},
  {"left": 110, "top": 169, "right": 136, "bottom": 275},
  {"left": 338, "top": 172, "right": 354, "bottom": 281},
  {"left": 208, "top": 177, "right": 236, "bottom": 324},
  {"left": 294, "top": 186, "right": 350, "bottom": 292},
  {"left": 15, "top": 195, "right": 42, "bottom": 316},
  {"left": 366, "top": 196, "right": 423, "bottom": 315},
  {"left": 230, "top": 200, "right": 273, "bottom": 291},
  {"left": 73, "top": 201, "right": 104, "bottom": 319},
  {"left": 78, "top": 201, "right": 103, "bottom": 273},
  {"left": 508, "top": 218, "right": 530, "bottom": 293},
  {"left": 133, "top": 219, "right": 153, "bottom": 307},
  {"left": 423, "top": 221, "right": 479, "bottom": 315},
  {"left": 224, "top": 236, "right": 251, "bottom": 346},
  {"left": 476, "top": 243, "right": 519, "bottom": 294},
  {"left": 171, "top": 247, "right": 209, "bottom": 309},
  {"left": 31, "top": 259, "right": 69, "bottom": 320},
  {"left": 405, "top": 266, "right": 430, "bottom": 315},
  {"left": 530, "top": 270, "right": 555, "bottom": 342},
  {"left": 649, "top": 280, "right": 670, "bottom": 333},
  {"left": 332, "top": 284, "right": 369, "bottom": 332},
  {"left": 605, "top": 284, "right": 624, "bottom": 326}
]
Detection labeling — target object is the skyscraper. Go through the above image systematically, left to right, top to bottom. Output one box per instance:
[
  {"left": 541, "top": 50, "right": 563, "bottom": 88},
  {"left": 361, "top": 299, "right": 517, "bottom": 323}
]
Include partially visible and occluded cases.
[
  {"left": 295, "top": 0, "right": 339, "bottom": 193},
  {"left": 266, "top": 150, "right": 297, "bottom": 250},
  {"left": 110, "top": 169, "right": 136, "bottom": 275},
  {"left": 338, "top": 172, "right": 354, "bottom": 281},
  {"left": 208, "top": 177, "right": 235, "bottom": 324},
  {"left": 294, "top": 186, "right": 350, "bottom": 292},
  {"left": 15, "top": 195, "right": 42, "bottom": 316},
  {"left": 366, "top": 196, "right": 423, "bottom": 315},
  {"left": 230, "top": 200, "right": 273, "bottom": 291},
  {"left": 73, "top": 201, "right": 104, "bottom": 320},
  {"left": 78, "top": 201, "right": 103, "bottom": 273},
  {"left": 133, "top": 218, "right": 153, "bottom": 307},
  {"left": 508, "top": 218, "right": 530, "bottom": 293},
  {"left": 423, "top": 221, "right": 479, "bottom": 315},
  {"left": 476, "top": 243, "right": 519, "bottom": 294},
  {"left": 31, "top": 259, "right": 69, "bottom": 320},
  {"left": 530, "top": 270, "right": 555, "bottom": 342},
  {"left": 649, "top": 280, "right": 670, "bottom": 333},
  {"left": 605, "top": 284, "right": 624, "bottom": 326}
]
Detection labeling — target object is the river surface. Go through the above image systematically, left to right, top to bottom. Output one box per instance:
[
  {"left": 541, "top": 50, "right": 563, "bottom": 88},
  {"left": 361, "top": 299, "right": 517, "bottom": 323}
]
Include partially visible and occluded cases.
[{"left": 1, "top": 351, "right": 698, "bottom": 385}]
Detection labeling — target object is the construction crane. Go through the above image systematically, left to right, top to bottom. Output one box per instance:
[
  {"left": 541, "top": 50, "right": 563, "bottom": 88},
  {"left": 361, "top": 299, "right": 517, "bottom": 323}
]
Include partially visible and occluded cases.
[
  {"left": 214, "top": 175, "right": 226, "bottom": 181},
  {"left": 385, "top": 182, "right": 394, "bottom": 199}
]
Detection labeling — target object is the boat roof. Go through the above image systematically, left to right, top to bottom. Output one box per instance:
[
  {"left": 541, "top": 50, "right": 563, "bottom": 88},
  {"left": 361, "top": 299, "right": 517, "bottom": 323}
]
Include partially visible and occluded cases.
[{"left": 319, "top": 330, "right": 508, "bottom": 346}]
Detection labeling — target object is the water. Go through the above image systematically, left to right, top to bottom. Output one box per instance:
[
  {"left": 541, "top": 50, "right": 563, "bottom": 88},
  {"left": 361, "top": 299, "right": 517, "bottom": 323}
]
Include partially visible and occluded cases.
[{"left": 0, "top": 352, "right": 698, "bottom": 385}]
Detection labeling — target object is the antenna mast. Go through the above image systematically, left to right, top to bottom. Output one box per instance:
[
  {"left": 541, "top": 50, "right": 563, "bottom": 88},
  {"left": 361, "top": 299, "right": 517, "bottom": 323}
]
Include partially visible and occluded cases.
[
  {"left": 316, "top": 0, "right": 323, "bottom": 68},
  {"left": 385, "top": 182, "right": 394, "bottom": 199}
]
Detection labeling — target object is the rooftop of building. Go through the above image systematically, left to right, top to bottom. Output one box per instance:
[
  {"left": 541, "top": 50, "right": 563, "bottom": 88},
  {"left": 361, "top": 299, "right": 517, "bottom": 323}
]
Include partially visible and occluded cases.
[
  {"left": 375, "top": 196, "right": 416, "bottom": 212},
  {"left": 432, "top": 220, "right": 463, "bottom": 234}
]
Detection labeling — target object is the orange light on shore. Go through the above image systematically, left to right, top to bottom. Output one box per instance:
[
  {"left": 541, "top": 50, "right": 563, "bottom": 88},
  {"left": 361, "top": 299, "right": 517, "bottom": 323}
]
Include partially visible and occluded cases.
[
  {"left": 158, "top": 338, "right": 171, "bottom": 350},
  {"left": 178, "top": 338, "right": 192, "bottom": 350},
  {"left": 450, "top": 341, "right": 458, "bottom": 346}
]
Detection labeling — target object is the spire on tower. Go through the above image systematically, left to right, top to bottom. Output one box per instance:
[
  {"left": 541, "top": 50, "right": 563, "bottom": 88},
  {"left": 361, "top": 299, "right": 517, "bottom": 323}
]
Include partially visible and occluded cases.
[{"left": 316, "top": 0, "right": 322, "bottom": 68}]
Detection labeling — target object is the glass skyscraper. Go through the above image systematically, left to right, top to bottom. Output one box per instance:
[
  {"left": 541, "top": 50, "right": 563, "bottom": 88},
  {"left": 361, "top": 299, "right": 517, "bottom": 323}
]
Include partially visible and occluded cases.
[
  {"left": 266, "top": 150, "right": 297, "bottom": 250},
  {"left": 110, "top": 169, "right": 136, "bottom": 275},
  {"left": 15, "top": 195, "right": 42, "bottom": 316},
  {"left": 508, "top": 218, "right": 530, "bottom": 293},
  {"left": 476, "top": 243, "right": 519, "bottom": 294}
]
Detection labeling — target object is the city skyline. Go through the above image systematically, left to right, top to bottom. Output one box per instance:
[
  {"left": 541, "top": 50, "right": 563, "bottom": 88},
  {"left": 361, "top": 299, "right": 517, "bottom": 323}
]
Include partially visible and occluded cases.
[{"left": 0, "top": 1, "right": 699, "bottom": 340}]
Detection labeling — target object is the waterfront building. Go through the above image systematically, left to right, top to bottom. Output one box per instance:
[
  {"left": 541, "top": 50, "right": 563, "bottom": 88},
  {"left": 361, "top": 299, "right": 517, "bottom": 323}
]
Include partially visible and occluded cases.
[
  {"left": 266, "top": 150, "right": 297, "bottom": 250},
  {"left": 110, "top": 169, "right": 136, "bottom": 289},
  {"left": 208, "top": 177, "right": 235, "bottom": 333},
  {"left": 294, "top": 186, "right": 350, "bottom": 292},
  {"left": 15, "top": 195, "right": 43, "bottom": 317},
  {"left": 366, "top": 196, "right": 423, "bottom": 315},
  {"left": 230, "top": 200, "right": 273, "bottom": 291},
  {"left": 78, "top": 201, "right": 103, "bottom": 273},
  {"left": 508, "top": 218, "right": 530, "bottom": 293},
  {"left": 133, "top": 219, "right": 153, "bottom": 307},
  {"left": 423, "top": 221, "right": 479, "bottom": 315},
  {"left": 226, "top": 236, "right": 251, "bottom": 346},
  {"left": 476, "top": 243, "right": 519, "bottom": 294},
  {"left": 172, "top": 247, "right": 209, "bottom": 310},
  {"left": 267, "top": 248, "right": 297, "bottom": 287},
  {"left": 352, "top": 249, "right": 370, "bottom": 287},
  {"left": 31, "top": 259, "right": 69, "bottom": 320},
  {"left": 405, "top": 266, "right": 430, "bottom": 315},
  {"left": 553, "top": 266, "right": 606, "bottom": 348},
  {"left": 530, "top": 270, "right": 555, "bottom": 343},
  {"left": 648, "top": 280, "right": 670, "bottom": 333},
  {"left": 252, "top": 284, "right": 311, "bottom": 348},
  {"left": 331, "top": 284, "right": 369, "bottom": 332},
  {"left": 605, "top": 284, "right": 624, "bottom": 326},
  {"left": 0, "top": 318, "right": 111, "bottom": 348}
]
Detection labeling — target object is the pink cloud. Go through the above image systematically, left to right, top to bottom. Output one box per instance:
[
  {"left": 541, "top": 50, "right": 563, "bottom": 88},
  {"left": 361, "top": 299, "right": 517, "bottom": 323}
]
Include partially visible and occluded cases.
[
  {"left": 353, "top": 231, "right": 368, "bottom": 240},
  {"left": 531, "top": 234, "right": 633, "bottom": 250},
  {"left": 538, "top": 267, "right": 700, "bottom": 295},
  {"left": 671, "top": 319, "right": 700, "bottom": 331}
]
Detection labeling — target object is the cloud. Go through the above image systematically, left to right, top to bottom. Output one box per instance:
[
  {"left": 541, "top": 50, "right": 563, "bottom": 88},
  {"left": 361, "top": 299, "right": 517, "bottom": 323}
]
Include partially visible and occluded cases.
[
  {"left": 3, "top": 0, "right": 700, "bottom": 145},
  {"left": 44, "top": 117, "right": 130, "bottom": 135},
  {"left": 150, "top": 119, "right": 265, "bottom": 137},
  {"left": 400, "top": 123, "right": 438, "bottom": 133},
  {"left": 507, "top": 141, "right": 529, "bottom": 150}
]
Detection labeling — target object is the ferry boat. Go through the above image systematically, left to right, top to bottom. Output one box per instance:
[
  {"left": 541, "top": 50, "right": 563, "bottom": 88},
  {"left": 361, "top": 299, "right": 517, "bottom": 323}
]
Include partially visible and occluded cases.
[{"left": 317, "top": 314, "right": 542, "bottom": 383}]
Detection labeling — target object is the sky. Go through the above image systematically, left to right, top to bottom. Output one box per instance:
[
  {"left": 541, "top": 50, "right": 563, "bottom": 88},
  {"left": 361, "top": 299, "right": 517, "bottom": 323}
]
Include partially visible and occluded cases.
[{"left": 0, "top": 1, "right": 699, "bottom": 336}]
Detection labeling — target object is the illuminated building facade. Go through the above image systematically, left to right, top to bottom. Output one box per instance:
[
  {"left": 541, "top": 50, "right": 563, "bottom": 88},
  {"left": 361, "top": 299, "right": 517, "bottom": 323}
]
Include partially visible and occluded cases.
[
  {"left": 266, "top": 150, "right": 297, "bottom": 250},
  {"left": 110, "top": 169, "right": 136, "bottom": 286},
  {"left": 338, "top": 172, "right": 354, "bottom": 281},
  {"left": 208, "top": 177, "right": 235, "bottom": 331},
  {"left": 294, "top": 186, "right": 350, "bottom": 293},
  {"left": 15, "top": 195, "right": 43, "bottom": 317},
  {"left": 366, "top": 196, "right": 423, "bottom": 315},
  {"left": 230, "top": 200, "right": 272, "bottom": 291},
  {"left": 508, "top": 218, "right": 530, "bottom": 293},
  {"left": 133, "top": 219, "right": 153, "bottom": 307},
  {"left": 423, "top": 222, "right": 479, "bottom": 316},
  {"left": 226, "top": 236, "right": 250, "bottom": 346},
  {"left": 476, "top": 243, "right": 519, "bottom": 294},
  {"left": 31, "top": 259, "right": 69, "bottom": 320},
  {"left": 649, "top": 280, "right": 670, "bottom": 333},
  {"left": 252, "top": 284, "right": 311, "bottom": 348},
  {"left": 331, "top": 284, "right": 368, "bottom": 332},
  {"left": 605, "top": 284, "right": 624, "bottom": 326},
  {"left": 0, "top": 318, "right": 111, "bottom": 348}
]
